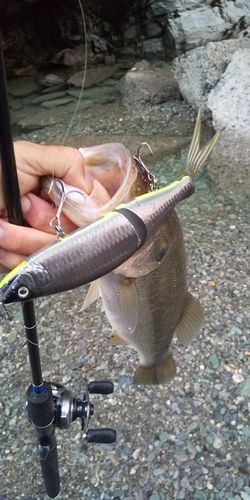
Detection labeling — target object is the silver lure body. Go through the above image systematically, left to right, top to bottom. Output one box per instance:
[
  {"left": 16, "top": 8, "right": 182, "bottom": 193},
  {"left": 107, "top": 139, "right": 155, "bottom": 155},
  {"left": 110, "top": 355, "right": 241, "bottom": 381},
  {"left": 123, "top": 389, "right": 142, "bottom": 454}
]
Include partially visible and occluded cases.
[{"left": 0, "top": 176, "right": 194, "bottom": 304}]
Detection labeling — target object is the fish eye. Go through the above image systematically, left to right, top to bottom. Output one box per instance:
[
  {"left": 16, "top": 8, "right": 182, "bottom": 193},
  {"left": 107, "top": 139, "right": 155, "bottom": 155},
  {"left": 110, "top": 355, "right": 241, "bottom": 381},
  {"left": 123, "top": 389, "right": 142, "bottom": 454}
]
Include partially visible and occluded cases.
[{"left": 17, "top": 286, "right": 29, "bottom": 299}]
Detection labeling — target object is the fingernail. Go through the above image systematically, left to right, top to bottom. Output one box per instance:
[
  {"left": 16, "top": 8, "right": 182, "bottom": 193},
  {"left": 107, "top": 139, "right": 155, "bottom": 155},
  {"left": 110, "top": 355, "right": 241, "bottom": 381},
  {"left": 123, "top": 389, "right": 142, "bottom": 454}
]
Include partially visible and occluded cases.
[
  {"left": 21, "top": 195, "right": 31, "bottom": 213},
  {"left": 0, "top": 227, "right": 3, "bottom": 239}
]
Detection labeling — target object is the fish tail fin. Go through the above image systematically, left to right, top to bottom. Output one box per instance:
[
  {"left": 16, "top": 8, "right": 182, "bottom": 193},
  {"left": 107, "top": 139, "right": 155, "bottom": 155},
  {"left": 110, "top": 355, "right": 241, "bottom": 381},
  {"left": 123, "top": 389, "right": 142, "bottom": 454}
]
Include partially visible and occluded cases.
[
  {"left": 180, "top": 108, "right": 219, "bottom": 180},
  {"left": 133, "top": 354, "right": 176, "bottom": 385}
]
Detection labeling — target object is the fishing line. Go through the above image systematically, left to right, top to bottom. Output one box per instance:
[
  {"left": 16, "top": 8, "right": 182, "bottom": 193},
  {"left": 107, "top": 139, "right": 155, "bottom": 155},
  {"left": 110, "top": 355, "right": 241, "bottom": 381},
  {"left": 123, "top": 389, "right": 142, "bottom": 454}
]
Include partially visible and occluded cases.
[
  {"left": 48, "top": 0, "right": 88, "bottom": 232},
  {"left": 61, "top": 0, "right": 88, "bottom": 145}
]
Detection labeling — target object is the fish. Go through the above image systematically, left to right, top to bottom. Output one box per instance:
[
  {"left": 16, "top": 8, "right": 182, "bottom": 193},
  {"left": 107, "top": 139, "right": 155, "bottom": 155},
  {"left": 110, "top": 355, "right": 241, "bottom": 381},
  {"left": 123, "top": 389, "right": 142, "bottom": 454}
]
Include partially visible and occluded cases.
[
  {"left": 49, "top": 110, "right": 219, "bottom": 385},
  {"left": 0, "top": 111, "right": 219, "bottom": 386},
  {"left": 78, "top": 111, "right": 219, "bottom": 385}
]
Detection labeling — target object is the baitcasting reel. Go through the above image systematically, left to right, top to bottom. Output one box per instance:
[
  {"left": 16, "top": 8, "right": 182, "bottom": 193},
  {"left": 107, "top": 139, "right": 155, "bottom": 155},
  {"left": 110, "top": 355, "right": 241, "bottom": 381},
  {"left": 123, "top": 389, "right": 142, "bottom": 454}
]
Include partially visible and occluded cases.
[
  {"left": 26, "top": 380, "right": 117, "bottom": 448},
  {"left": 50, "top": 380, "right": 117, "bottom": 444}
]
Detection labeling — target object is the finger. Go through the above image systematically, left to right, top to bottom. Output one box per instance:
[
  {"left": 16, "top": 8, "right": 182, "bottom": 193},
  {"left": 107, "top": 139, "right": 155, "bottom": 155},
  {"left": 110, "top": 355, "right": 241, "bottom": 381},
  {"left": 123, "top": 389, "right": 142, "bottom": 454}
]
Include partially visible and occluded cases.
[
  {"left": 14, "top": 141, "right": 90, "bottom": 192},
  {"left": 21, "top": 193, "right": 78, "bottom": 234},
  {"left": 0, "top": 219, "right": 56, "bottom": 256},
  {"left": 0, "top": 249, "right": 27, "bottom": 271}
]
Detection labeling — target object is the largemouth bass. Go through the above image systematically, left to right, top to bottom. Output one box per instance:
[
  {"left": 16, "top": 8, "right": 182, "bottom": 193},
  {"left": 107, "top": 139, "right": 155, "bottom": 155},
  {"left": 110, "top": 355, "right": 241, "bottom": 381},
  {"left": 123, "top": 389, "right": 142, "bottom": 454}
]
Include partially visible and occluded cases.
[
  {"left": 47, "top": 110, "right": 219, "bottom": 385},
  {"left": 0, "top": 112, "right": 218, "bottom": 386}
]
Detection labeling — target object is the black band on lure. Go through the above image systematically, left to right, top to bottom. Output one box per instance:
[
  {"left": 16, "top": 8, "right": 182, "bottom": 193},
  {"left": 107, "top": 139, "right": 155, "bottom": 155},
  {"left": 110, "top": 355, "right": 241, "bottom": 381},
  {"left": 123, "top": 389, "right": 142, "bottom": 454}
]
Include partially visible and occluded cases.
[{"left": 116, "top": 207, "right": 147, "bottom": 247}]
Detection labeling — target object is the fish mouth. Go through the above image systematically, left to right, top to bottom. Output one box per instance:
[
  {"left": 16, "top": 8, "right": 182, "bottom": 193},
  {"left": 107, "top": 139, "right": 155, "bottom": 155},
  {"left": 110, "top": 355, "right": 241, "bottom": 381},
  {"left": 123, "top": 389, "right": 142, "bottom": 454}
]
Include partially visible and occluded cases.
[{"left": 42, "top": 142, "right": 157, "bottom": 227}]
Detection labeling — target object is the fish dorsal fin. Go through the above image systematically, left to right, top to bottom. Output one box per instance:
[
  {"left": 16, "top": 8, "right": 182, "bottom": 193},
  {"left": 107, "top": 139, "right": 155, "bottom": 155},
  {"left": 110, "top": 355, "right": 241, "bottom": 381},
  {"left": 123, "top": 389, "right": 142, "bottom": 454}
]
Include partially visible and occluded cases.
[
  {"left": 180, "top": 109, "right": 219, "bottom": 179},
  {"left": 81, "top": 281, "right": 101, "bottom": 312},
  {"left": 175, "top": 291, "right": 205, "bottom": 346},
  {"left": 108, "top": 331, "right": 129, "bottom": 345},
  {"left": 133, "top": 353, "right": 176, "bottom": 385}
]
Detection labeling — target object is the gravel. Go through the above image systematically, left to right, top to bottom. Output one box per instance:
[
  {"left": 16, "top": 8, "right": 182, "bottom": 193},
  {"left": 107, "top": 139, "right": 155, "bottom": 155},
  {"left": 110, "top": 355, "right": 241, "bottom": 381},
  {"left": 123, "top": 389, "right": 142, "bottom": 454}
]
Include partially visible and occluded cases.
[{"left": 0, "top": 82, "right": 249, "bottom": 499}]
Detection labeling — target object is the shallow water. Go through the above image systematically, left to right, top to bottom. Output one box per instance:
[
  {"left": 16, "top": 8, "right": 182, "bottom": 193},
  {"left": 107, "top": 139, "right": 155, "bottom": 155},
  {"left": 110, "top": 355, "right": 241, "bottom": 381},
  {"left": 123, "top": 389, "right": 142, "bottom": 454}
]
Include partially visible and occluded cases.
[{"left": 1, "top": 83, "right": 250, "bottom": 499}]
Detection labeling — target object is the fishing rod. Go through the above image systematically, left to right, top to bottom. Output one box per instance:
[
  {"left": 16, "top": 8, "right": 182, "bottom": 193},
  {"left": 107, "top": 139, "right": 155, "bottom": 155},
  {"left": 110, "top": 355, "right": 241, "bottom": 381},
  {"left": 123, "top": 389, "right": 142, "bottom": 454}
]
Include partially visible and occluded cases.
[{"left": 0, "top": 33, "right": 116, "bottom": 498}]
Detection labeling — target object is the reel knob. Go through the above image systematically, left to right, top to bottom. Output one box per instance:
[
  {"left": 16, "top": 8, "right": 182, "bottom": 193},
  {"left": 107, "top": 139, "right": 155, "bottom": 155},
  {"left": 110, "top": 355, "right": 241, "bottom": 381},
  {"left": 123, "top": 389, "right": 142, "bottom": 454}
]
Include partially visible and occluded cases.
[
  {"left": 88, "top": 381, "right": 114, "bottom": 395},
  {"left": 86, "top": 428, "right": 117, "bottom": 444}
]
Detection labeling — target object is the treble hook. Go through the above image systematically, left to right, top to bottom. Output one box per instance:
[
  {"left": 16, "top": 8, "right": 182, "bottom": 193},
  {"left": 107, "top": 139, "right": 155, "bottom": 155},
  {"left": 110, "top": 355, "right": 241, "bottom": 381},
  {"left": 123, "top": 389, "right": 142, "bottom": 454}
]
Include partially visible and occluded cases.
[
  {"left": 133, "top": 142, "right": 158, "bottom": 190},
  {"left": 49, "top": 178, "right": 87, "bottom": 239},
  {"left": 49, "top": 179, "right": 67, "bottom": 239}
]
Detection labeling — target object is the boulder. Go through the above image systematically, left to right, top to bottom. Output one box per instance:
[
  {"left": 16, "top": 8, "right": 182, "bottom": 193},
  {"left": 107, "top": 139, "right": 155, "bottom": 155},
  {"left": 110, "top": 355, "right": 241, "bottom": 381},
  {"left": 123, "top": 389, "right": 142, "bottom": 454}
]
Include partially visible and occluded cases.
[
  {"left": 165, "top": 6, "right": 231, "bottom": 57},
  {"left": 174, "top": 38, "right": 250, "bottom": 111},
  {"left": 207, "top": 48, "right": 250, "bottom": 167},
  {"left": 120, "top": 60, "right": 179, "bottom": 108}
]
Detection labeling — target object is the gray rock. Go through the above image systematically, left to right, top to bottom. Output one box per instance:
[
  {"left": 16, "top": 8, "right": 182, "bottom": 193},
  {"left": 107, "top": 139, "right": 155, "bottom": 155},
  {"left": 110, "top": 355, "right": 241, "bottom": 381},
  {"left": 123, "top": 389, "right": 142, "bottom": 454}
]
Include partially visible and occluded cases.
[
  {"left": 152, "top": 0, "right": 204, "bottom": 14},
  {"left": 222, "top": 0, "right": 250, "bottom": 24},
  {"left": 167, "top": 6, "right": 231, "bottom": 57},
  {"left": 174, "top": 39, "right": 250, "bottom": 111},
  {"left": 207, "top": 49, "right": 250, "bottom": 166},
  {"left": 120, "top": 60, "right": 179, "bottom": 108}
]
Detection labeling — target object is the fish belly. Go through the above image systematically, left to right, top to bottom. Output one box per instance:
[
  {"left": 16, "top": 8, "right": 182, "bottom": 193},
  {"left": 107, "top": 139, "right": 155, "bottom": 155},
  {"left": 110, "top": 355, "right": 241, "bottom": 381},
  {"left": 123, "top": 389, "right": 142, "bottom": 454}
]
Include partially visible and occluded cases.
[{"left": 99, "top": 210, "right": 187, "bottom": 373}]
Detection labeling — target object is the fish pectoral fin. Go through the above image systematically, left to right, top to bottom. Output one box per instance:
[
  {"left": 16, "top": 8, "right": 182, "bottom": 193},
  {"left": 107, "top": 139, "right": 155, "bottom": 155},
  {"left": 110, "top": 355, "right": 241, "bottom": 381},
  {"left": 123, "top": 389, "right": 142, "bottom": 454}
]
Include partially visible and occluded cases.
[
  {"left": 116, "top": 227, "right": 169, "bottom": 278},
  {"left": 116, "top": 278, "right": 139, "bottom": 334},
  {"left": 80, "top": 281, "right": 101, "bottom": 312},
  {"left": 175, "top": 291, "right": 205, "bottom": 346},
  {"left": 108, "top": 331, "right": 129, "bottom": 345},
  {"left": 133, "top": 354, "right": 176, "bottom": 385}
]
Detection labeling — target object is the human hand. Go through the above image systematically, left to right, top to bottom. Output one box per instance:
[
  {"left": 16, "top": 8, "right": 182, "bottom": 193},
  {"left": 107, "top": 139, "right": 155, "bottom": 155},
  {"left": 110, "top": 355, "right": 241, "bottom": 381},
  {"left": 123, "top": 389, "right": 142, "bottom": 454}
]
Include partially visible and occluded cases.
[{"left": 0, "top": 141, "right": 87, "bottom": 272}]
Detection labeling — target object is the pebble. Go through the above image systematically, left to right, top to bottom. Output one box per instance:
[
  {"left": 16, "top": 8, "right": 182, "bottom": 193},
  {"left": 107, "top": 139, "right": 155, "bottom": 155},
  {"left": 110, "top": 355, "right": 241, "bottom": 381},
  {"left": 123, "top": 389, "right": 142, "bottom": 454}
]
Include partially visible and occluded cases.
[
  {"left": 209, "top": 354, "right": 220, "bottom": 369},
  {"left": 232, "top": 373, "right": 244, "bottom": 384},
  {"left": 239, "top": 378, "right": 250, "bottom": 397},
  {"left": 159, "top": 431, "right": 168, "bottom": 442},
  {"left": 213, "top": 437, "right": 223, "bottom": 449},
  {"left": 132, "top": 448, "right": 141, "bottom": 460},
  {"left": 240, "top": 493, "right": 250, "bottom": 500}
]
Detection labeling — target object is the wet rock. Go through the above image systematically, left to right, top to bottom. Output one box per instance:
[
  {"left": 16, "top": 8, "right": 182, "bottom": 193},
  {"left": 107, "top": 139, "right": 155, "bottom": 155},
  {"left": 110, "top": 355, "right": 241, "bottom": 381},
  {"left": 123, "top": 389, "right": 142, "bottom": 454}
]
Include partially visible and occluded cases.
[
  {"left": 120, "top": 60, "right": 179, "bottom": 108},
  {"left": 67, "top": 65, "right": 119, "bottom": 88},
  {"left": 8, "top": 76, "right": 42, "bottom": 97},
  {"left": 66, "top": 84, "right": 119, "bottom": 103},
  {"left": 32, "top": 91, "right": 67, "bottom": 104},
  {"left": 41, "top": 97, "right": 75, "bottom": 108}
]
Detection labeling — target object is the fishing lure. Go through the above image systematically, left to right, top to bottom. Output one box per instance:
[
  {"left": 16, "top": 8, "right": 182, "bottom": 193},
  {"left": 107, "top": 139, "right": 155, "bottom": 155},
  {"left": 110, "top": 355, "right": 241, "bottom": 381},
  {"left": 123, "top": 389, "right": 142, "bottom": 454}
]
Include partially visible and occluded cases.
[{"left": 0, "top": 175, "right": 194, "bottom": 304}]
